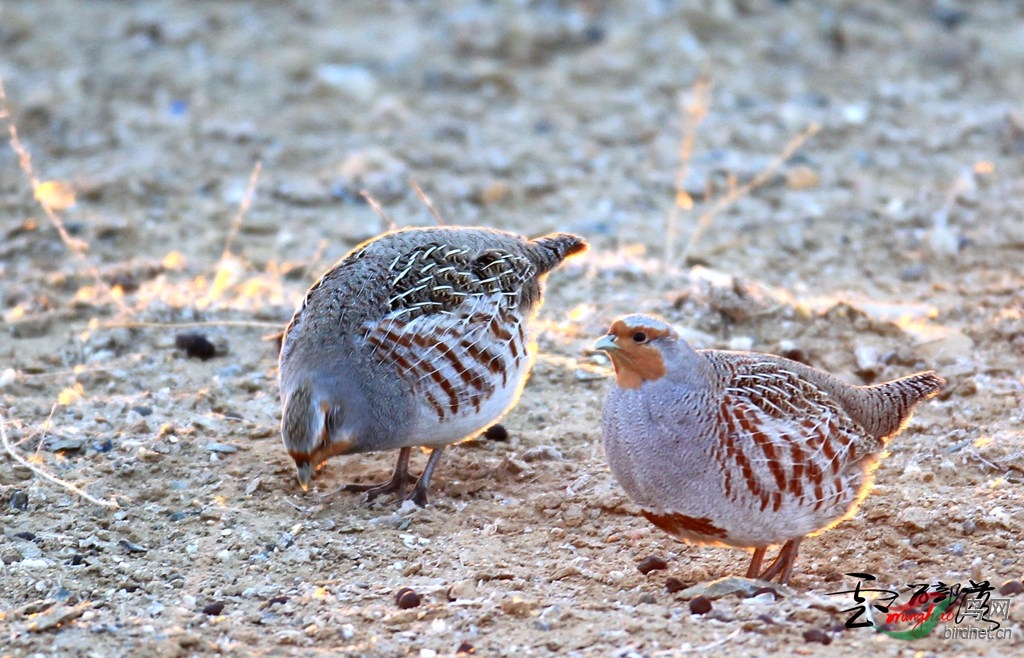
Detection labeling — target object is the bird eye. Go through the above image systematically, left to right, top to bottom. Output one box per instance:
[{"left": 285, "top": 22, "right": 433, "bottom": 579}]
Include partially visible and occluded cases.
[{"left": 632, "top": 331, "right": 647, "bottom": 343}]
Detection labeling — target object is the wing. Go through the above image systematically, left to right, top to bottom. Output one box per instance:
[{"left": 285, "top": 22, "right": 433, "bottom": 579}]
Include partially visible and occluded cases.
[
  {"left": 383, "top": 242, "right": 535, "bottom": 321},
  {"left": 363, "top": 293, "right": 529, "bottom": 423},
  {"left": 711, "top": 361, "right": 879, "bottom": 515}
]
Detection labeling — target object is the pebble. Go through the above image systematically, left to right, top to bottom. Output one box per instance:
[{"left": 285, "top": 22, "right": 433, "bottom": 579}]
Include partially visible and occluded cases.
[
  {"left": 314, "top": 64, "right": 378, "bottom": 103},
  {"left": 175, "top": 332, "right": 217, "bottom": 360},
  {"left": 483, "top": 424, "right": 509, "bottom": 441},
  {"left": 521, "top": 446, "right": 563, "bottom": 462},
  {"left": 9, "top": 490, "right": 29, "bottom": 511},
  {"left": 896, "top": 506, "right": 932, "bottom": 531},
  {"left": 1, "top": 548, "right": 23, "bottom": 564},
  {"left": 636, "top": 555, "right": 668, "bottom": 575},
  {"left": 19, "top": 558, "right": 50, "bottom": 569},
  {"left": 677, "top": 576, "right": 767, "bottom": 600},
  {"left": 665, "top": 578, "right": 687, "bottom": 593},
  {"left": 447, "top": 579, "right": 478, "bottom": 601},
  {"left": 998, "top": 580, "right": 1024, "bottom": 596},
  {"left": 395, "top": 587, "right": 421, "bottom": 609},
  {"left": 689, "top": 596, "right": 712, "bottom": 615},
  {"left": 202, "top": 601, "right": 226, "bottom": 616},
  {"left": 802, "top": 629, "right": 831, "bottom": 645}
]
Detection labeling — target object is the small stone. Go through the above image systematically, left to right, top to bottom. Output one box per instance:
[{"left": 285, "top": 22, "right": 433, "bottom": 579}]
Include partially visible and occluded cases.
[
  {"left": 314, "top": 64, "right": 378, "bottom": 103},
  {"left": 786, "top": 165, "right": 820, "bottom": 190},
  {"left": 175, "top": 332, "right": 217, "bottom": 360},
  {"left": 131, "top": 405, "right": 153, "bottom": 417},
  {"left": 483, "top": 424, "right": 509, "bottom": 441},
  {"left": 205, "top": 442, "right": 238, "bottom": 453},
  {"left": 521, "top": 445, "right": 563, "bottom": 462},
  {"left": 9, "top": 490, "right": 28, "bottom": 511},
  {"left": 896, "top": 506, "right": 932, "bottom": 531},
  {"left": 118, "top": 539, "right": 148, "bottom": 553},
  {"left": 1, "top": 548, "right": 23, "bottom": 564},
  {"left": 636, "top": 555, "right": 668, "bottom": 575},
  {"left": 19, "top": 558, "right": 50, "bottom": 569},
  {"left": 677, "top": 576, "right": 767, "bottom": 600},
  {"left": 665, "top": 577, "right": 687, "bottom": 593},
  {"left": 447, "top": 579, "right": 478, "bottom": 601},
  {"left": 998, "top": 580, "right": 1024, "bottom": 596},
  {"left": 395, "top": 587, "right": 421, "bottom": 609},
  {"left": 637, "top": 593, "right": 657, "bottom": 605},
  {"left": 689, "top": 595, "right": 712, "bottom": 615},
  {"left": 499, "top": 596, "right": 533, "bottom": 617},
  {"left": 202, "top": 601, "right": 225, "bottom": 616},
  {"left": 802, "top": 629, "right": 831, "bottom": 645},
  {"left": 455, "top": 641, "right": 475, "bottom": 655}
]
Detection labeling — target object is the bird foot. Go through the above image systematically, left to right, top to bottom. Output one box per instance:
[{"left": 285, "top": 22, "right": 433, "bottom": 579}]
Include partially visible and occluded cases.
[{"left": 343, "top": 472, "right": 419, "bottom": 501}]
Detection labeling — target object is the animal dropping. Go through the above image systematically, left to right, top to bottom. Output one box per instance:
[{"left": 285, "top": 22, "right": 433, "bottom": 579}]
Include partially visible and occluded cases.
[
  {"left": 279, "top": 226, "right": 586, "bottom": 506},
  {"left": 596, "top": 314, "right": 944, "bottom": 584}
]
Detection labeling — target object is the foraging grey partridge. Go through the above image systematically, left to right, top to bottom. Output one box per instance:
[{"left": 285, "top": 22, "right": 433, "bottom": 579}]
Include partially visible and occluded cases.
[
  {"left": 279, "top": 226, "right": 586, "bottom": 506},
  {"left": 595, "top": 314, "right": 944, "bottom": 584}
]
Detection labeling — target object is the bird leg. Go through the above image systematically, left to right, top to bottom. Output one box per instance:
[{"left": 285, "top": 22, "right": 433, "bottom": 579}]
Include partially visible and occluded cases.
[
  {"left": 407, "top": 446, "right": 446, "bottom": 507},
  {"left": 343, "top": 447, "right": 417, "bottom": 501},
  {"left": 756, "top": 538, "right": 802, "bottom": 585},
  {"left": 746, "top": 547, "right": 767, "bottom": 579}
]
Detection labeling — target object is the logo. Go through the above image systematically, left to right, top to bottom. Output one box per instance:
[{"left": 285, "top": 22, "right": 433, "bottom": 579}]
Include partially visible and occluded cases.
[{"left": 829, "top": 573, "right": 1013, "bottom": 641}]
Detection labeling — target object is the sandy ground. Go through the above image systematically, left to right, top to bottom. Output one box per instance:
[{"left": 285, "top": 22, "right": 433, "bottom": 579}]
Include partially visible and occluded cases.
[{"left": 1, "top": 1, "right": 1023, "bottom": 656}]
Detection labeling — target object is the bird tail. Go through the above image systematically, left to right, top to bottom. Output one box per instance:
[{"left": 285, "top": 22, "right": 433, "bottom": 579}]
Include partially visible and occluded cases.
[
  {"left": 529, "top": 233, "right": 588, "bottom": 273},
  {"left": 868, "top": 370, "right": 945, "bottom": 441}
]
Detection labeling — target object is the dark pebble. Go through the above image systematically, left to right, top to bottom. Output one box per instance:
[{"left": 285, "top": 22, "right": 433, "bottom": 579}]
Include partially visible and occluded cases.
[
  {"left": 584, "top": 25, "right": 605, "bottom": 44},
  {"left": 175, "top": 332, "right": 217, "bottom": 360},
  {"left": 131, "top": 405, "right": 153, "bottom": 417},
  {"left": 483, "top": 424, "right": 508, "bottom": 441},
  {"left": 92, "top": 438, "right": 114, "bottom": 453},
  {"left": 9, "top": 491, "right": 29, "bottom": 511},
  {"left": 14, "top": 531, "right": 36, "bottom": 541},
  {"left": 118, "top": 539, "right": 148, "bottom": 553},
  {"left": 69, "top": 554, "right": 86, "bottom": 566},
  {"left": 636, "top": 555, "right": 668, "bottom": 575},
  {"left": 665, "top": 577, "right": 687, "bottom": 593},
  {"left": 999, "top": 580, "right": 1024, "bottom": 596},
  {"left": 750, "top": 586, "right": 779, "bottom": 600},
  {"left": 395, "top": 587, "right": 421, "bottom": 609},
  {"left": 266, "top": 595, "right": 289, "bottom": 606},
  {"left": 689, "top": 595, "right": 712, "bottom": 615},
  {"left": 202, "top": 601, "right": 225, "bottom": 616},
  {"left": 802, "top": 629, "right": 831, "bottom": 645},
  {"left": 456, "top": 641, "right": 475, "bottom": 655}
]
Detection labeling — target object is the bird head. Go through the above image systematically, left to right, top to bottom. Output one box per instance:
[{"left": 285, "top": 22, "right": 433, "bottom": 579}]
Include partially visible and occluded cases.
[
  {"left": 594, "top": 314, "right": 680, "bottom": 389},
  {"left": 281, "top": 383, "right": 354, "bottom": 490}
]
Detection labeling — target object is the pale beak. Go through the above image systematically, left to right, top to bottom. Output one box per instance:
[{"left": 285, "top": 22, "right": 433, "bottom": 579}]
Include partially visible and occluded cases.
[
  {"left": 593, "top": 334, "right": 619, "bottom": 352},
  {"left": 296, "top": 461, "right": 314, "bottom": 492}
]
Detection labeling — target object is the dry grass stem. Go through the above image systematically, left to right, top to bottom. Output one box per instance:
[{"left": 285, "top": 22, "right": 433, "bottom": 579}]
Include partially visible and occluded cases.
[
  {"left": 664, "top": 76, "right": 711, "bottom": 264},
  {"left": 0, "top": 77, "right": 131, "bottom": 315},
  {"left": 680, "top": 122, "right": 821, "bottom": 263},
  {"left": 220, "top": 160, "right": 262, "bottom": 259},
  {"left": 410, "top": 179, "right": 447, "bottom": 226},
  {"left": 360, "top": 190, "right": 397, "bottom": 231},
  {"left": 1, "top": 410, "right": 120, "bottom": 510}
]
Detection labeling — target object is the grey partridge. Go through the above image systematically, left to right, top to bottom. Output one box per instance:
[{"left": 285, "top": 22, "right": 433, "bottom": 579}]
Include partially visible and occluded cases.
[
  {"left": 279, "top": 226, "right": 586, "bottom": 506},
  {"left": 595, "top": 314, "right": 944, "bottom": 584}
]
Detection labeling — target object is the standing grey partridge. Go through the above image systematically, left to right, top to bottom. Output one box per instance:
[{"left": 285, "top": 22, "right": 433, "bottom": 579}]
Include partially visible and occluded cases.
[
  {"left": 279, "top": 226, "right": 586, "bottom": 506},
  {"left": 595, "top": 314, "right": 944, "bottom": 584}
]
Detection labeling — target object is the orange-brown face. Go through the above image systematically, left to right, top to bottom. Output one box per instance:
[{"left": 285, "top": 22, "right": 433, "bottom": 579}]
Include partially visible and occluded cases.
[{"left": 594, "top": 318, "right": 675, "bottom": 389}]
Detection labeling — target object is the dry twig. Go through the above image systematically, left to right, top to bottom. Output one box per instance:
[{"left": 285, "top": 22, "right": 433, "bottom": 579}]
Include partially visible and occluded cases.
[
  {"left": 0, "top": 77, "right": 131, "bottom": 315},
  {"left": 0, "top": 410, "right": 120, "bottom": 510}
]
